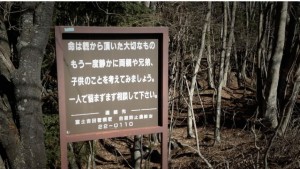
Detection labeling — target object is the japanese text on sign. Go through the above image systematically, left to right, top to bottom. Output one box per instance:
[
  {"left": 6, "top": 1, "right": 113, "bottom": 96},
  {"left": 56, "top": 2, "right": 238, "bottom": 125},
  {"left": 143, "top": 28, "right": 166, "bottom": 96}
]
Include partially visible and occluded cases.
[
  {"left": 63, "top": 39, "right": 159, "bottom": 134},
  {"left": 67, "top": 41, "right": 156, "bottom": 51}
]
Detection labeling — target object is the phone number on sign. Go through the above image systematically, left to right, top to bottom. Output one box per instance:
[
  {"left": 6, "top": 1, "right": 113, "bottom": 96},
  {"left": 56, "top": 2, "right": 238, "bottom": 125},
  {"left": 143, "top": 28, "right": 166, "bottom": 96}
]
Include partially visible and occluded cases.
[{"left": 98, "top": 121, "right": 134, "bottom": 130}]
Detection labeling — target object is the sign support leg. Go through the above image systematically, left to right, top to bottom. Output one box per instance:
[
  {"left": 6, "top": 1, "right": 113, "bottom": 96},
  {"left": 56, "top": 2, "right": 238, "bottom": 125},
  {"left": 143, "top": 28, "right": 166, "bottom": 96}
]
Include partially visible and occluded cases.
[
  {"left": 161, "top": 132, "right": 168, "bottom": 169},
  {"left": 61, "top": 141, "right": 68, "bottom": 169}
]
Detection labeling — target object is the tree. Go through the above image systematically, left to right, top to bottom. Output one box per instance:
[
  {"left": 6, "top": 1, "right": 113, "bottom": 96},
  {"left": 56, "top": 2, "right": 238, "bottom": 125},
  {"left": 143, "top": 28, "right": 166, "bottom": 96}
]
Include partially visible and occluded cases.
[
  {"left": 187, "top": 1, "right": 211, "bottom": 138},
  {"left": 0, "top": 2, "right": 54, "bottom": 168},
  {"left": 215, "top": 2, "right": 228, "bottom": 143},
  {"left": 222, "top": 2, "right": 237, "bottom": 86},
  {"left": 263, "top": 2, "right": 288, "bottom": 129},
  {"left": 277, "top": 2, "right": 300, "bottom": 135},
  {"left": 206, "top": 6, "right": 215, "bottom": 89},
  {"left": 133, "top": 135, "right": 142, "bottom": 169}
]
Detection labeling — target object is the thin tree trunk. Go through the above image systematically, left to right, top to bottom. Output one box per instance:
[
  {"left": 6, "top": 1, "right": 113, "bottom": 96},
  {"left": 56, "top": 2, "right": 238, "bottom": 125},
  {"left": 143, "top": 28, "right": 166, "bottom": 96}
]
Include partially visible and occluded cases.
[
  {"left": 187, "top": 1, "right": 211, "bottom": 138},
  {"left": 215, "top": 2, "right": 228, "bottom": 143},
  {"left": 223, "top": 2, "right": 237, "bottom": 87},
  {"left": 241, "top": 2, "right": 250, "bottom": 83},
  {"left": 263, "top": 2, "right": 288, "bottom": 129},
  {"left": 257, "top": 3, "right": 268, "bottom": 117},
  {"left": 262, "top": 3, "right": 274, "bottom": 80},
  {"left": 207, "top": 4, "right": 215, "bottom": 89},
  {"left": 233, "top": 37, "right": 241, "bottom": 87},
  {"left": 241, "top": 55, "right": 247, "bottom": 84},
  {"left": 134, "top": 135, "right": 142, "bottom": 169},
  {"left": 88, "top": 140, "right": 96, "bottom": 169}
]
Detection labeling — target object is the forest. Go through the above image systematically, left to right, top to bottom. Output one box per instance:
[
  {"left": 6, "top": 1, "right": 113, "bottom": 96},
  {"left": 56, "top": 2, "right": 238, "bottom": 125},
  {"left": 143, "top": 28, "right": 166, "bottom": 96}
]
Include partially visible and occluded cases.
[{"left": 0, "top": 1, "right": 300, "bottom": 169}]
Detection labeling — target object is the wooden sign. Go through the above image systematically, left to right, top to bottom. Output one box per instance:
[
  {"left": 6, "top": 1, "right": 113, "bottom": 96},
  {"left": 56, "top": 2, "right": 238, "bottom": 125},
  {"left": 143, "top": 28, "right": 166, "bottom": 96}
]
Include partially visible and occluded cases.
[{"left": 55, "top": 26, "right": 168, "bottom": 168}]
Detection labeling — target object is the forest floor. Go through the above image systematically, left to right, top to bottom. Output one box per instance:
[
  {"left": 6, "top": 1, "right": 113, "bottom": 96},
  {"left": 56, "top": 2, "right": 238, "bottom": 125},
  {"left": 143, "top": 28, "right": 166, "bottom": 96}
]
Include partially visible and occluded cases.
[
  {"left": 88, "top": 77, "right": 300, "bottom": 169},
  {"left": 94, "top": 126, "right": 257, "bottom": 169}
]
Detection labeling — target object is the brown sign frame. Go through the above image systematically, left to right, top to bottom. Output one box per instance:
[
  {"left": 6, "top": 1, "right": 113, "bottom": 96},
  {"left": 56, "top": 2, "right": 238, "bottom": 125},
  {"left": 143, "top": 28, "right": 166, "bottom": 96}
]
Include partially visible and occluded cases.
[{"left": 55, "top": 26, "right": 168, "bottom": 168}]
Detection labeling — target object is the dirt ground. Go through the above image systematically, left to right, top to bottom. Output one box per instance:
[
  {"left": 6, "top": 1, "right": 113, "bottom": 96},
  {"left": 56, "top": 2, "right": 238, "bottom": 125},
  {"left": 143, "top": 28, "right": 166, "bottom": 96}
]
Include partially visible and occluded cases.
[
  {"left": 93, "top": 121, "right": 300, "bottom": 169},
  {"left": 93, "top": 122, "right": 261, "bottom": 169}
]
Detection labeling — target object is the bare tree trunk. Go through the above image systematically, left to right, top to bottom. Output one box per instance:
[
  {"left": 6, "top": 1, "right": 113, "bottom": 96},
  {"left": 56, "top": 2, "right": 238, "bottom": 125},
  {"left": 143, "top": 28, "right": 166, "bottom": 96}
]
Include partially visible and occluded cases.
[
  {"left": 187, "top": 1, "right": 211, "bottom": 138},
  {"left": 215, "top": 2, "right": 228, "bottom": 143},
  {"left": 223, "top": 2, "right": 237, "bottom": 87},
  {"left": 241, "top": 2, "right": 250, "bottom": 83},
  {"left": 263, "top": 2, "right": 288, "bottom": 129},
  {"left": 15, "top": 3, "right": 53, "bottom": 168},
  {"left": 257, "top": 3, "right": 268, "bottom": 117},
  {"left": 263, "top": 3, "right": 274, "bottom": 80},
  {"left": 207, "top": 4, "right": 215, "bottom": 89},
  {"left": 277, "top": 9, "right": 300, "bottom": 134},
  {"left": 233, "top": 37, "right": 241, "bottom": 87},
  {"left": 134, "top": 135, "right": 142, "bottom": 169},
  {"left": 87, "top": 141, "right": 96, "bottom": 169}
]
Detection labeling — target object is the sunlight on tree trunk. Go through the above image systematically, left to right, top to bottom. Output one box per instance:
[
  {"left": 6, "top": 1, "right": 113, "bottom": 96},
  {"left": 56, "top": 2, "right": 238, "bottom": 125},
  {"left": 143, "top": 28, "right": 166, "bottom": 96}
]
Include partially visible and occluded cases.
[{"left": 263, "top": 2, "right": 288, "bottom": 129}]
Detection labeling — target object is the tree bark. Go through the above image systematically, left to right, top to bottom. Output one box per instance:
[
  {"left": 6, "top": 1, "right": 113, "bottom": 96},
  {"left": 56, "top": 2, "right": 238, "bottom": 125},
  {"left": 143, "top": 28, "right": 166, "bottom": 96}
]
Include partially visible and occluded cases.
[
  {"left": 0, "top": 2, "right": 54, "bottom": 169},
  {"left": 215, "top": 2, "right": 228, "bottom": 143},
  {"left": 223, "top": 2, "right": 236, "bottom": 87},
  {"left": 240, "top": 2, "right": 251, "bottom": 83},
  {"left": 263, "top": 2, "right": 288, "bottom": 128},
  {"left": 256, "top": 3, "right": 268, "bottom": 117},
  {"left": 206, "top": 4, "right": 215, "bottom": 89},
  {"left": 0, "top": 5, "right": 25, "bottom": 168},
  {"left": 0, "top": 20, "right": 14, "bottom": 79},
  {"left": 0, "top": 94, "right": 24, "bottom": 169}
]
